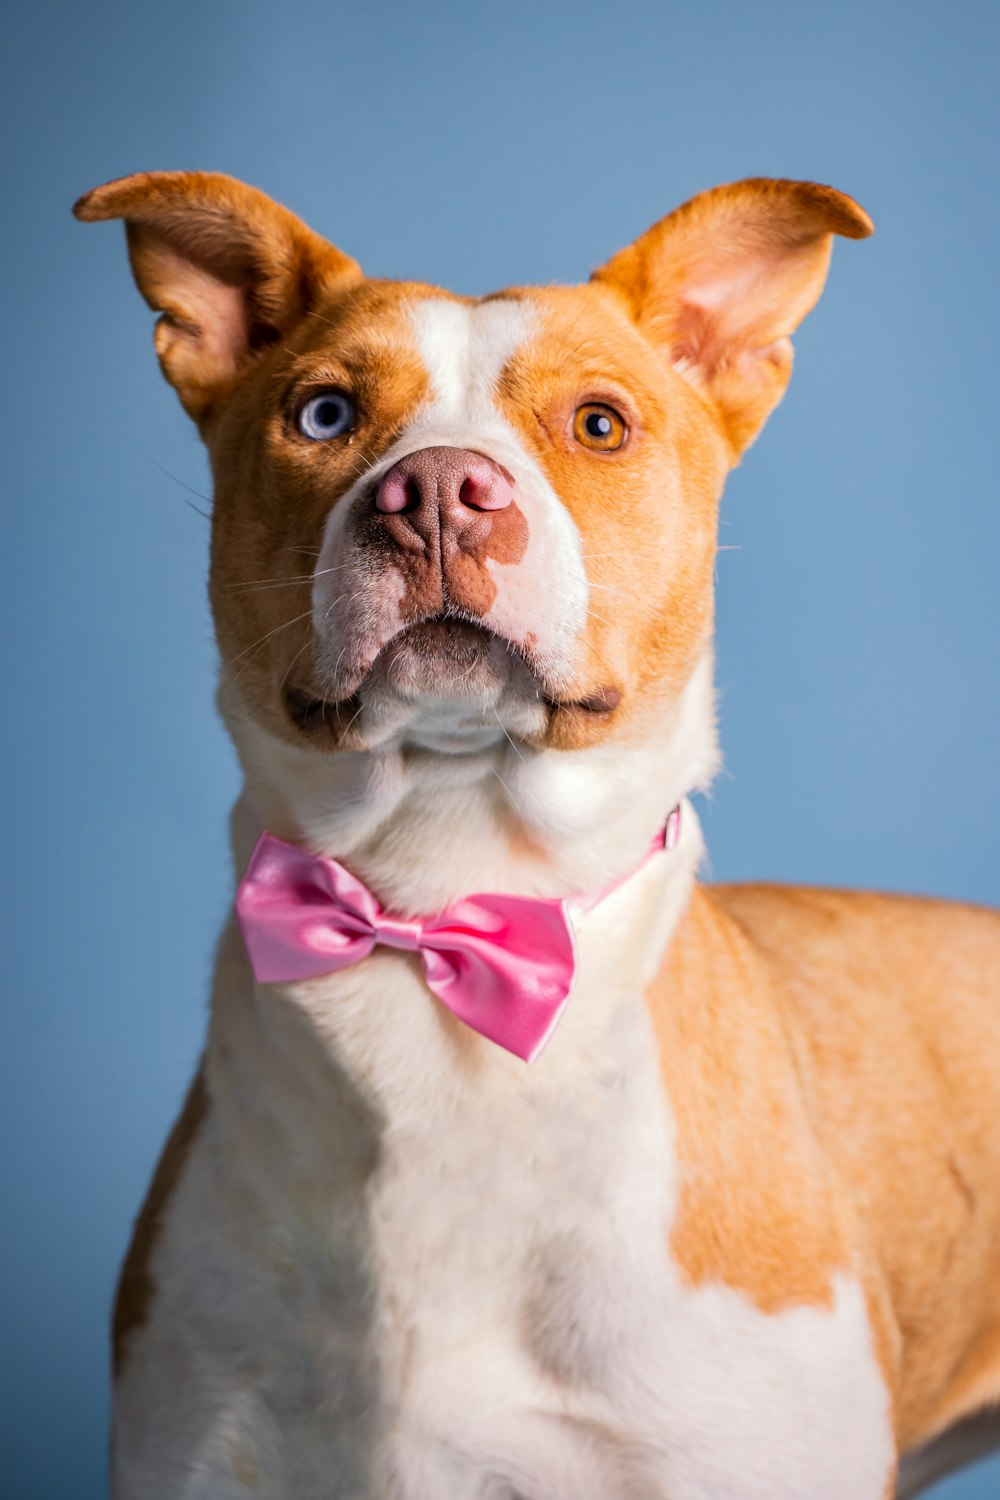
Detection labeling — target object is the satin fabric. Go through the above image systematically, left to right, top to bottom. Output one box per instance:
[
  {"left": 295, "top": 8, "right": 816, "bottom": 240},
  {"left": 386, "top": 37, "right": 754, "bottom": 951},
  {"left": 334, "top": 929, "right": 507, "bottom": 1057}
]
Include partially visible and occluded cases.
[{"left": 235, "top": 807, "right": 680, "bottom": 1063}]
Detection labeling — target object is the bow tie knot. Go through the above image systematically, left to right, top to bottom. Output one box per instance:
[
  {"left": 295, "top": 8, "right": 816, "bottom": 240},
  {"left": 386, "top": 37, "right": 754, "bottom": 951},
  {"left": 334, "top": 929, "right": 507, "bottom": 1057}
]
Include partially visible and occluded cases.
[
  {"left": 235, "top": 811, "right": 680, "bottom": 1063},
  {"left": 372, "top": 913, "right": 423, "bottom": 952}
]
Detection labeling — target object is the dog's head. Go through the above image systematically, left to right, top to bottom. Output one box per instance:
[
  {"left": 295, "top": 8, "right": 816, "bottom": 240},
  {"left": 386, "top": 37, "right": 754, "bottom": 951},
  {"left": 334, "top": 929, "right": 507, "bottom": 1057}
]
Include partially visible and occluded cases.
[{"left": 76, "top": 172, "right": 870, "bottom": 868}]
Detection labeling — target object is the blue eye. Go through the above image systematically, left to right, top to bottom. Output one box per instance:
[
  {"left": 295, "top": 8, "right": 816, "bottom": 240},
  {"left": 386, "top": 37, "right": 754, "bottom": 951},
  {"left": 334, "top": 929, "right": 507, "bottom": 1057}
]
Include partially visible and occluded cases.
[{"left": 297, "top": 391, "right": 356, "bottom": 440}]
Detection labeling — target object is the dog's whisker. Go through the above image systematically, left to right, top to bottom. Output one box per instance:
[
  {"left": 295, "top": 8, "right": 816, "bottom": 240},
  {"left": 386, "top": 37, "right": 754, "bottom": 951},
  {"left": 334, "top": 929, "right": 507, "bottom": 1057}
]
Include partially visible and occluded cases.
[
  {"left": 302, "top": 308, "right": 341, "bottom": 331},
  {"left": 342, "top": 447, "right": 387, "bottom": 486},
  {"left": 148, "top": 456, "right": 212, "bottom": 520},
  {"left": 228, "top": 563, "right": 356, "bottom": 594},
  {"left": 323, "top": 592, "right": 350, "bottom": 623},
  {"left": 229, "top": 609, "right": 314, "bottom": 678},
  {"left": 578, "top": 631, "right": 617, "bottom": 685},
  {"left": 278, "top": 638, "right": 315, "bottom": 697},
  {"left": 329, "top": 646, "right": 348, "bottom": 690},
  {"left": 341, "top": 698, "right": 366, "bottom": 738},
  {"left": 491, "top": 705, "right": 525, "bottom": 763},
  {"left": 490, "top": 764, "right": 516, "bottom": 803}
]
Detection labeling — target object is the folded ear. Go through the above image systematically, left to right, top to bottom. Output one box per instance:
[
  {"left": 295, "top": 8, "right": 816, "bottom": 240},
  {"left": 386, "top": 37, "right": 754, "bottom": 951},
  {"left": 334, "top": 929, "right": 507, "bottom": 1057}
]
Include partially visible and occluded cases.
[
  {"left": 74, "top": 171, "right": 361, "bottom": 420},
  {"left": 592, "top": 178, "right": 872, "bottom": 456}
]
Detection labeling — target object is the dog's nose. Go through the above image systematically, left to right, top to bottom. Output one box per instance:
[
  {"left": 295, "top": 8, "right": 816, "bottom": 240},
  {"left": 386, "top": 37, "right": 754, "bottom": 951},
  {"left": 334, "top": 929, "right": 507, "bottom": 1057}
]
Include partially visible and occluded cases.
[{"left": 374, "top": 447, "right": 514, "bottom": 539}]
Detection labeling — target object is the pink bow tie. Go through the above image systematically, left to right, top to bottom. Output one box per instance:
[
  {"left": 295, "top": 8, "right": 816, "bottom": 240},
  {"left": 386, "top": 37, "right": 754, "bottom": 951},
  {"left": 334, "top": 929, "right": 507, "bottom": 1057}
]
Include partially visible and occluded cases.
[{"left": 235, "top": 808, "right": 680, "bottom": 1063}]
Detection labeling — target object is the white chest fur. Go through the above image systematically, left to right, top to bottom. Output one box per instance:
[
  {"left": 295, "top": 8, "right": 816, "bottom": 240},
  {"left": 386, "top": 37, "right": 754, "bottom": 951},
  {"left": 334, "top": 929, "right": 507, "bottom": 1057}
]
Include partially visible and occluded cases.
[{"left": 114, "top": 823, "right": 894, "bottom": 1500}]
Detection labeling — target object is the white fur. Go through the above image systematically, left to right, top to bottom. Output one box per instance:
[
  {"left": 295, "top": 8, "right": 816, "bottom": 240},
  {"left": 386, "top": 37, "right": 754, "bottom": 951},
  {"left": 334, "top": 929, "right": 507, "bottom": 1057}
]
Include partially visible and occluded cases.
[
  {"left": 224, "top": 289, "right": 721, "bottom": 914},
  {"left": 114, "top": 292, "right": 896, "bottom": 1499},
  {"left": 310, "top": 296, "right": 588, "bottom": 741},
  {"left": 410, "top": 297, "right": 525, "bottom": 418},
  {"left": 409, "top": 298, "right": 588, "bottom": 689},
  {"left": 114, "top": 817, "right": 894, "bottom": 1498}
]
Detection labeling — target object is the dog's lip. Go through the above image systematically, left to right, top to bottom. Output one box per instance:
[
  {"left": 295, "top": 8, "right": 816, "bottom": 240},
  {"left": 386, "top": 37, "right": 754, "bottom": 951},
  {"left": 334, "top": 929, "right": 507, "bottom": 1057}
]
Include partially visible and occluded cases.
[
  {"left": 283, "top": 616, "right": 622, "bottom": 734},
  {"left": 384, "top": 617, "right": 500, "bottom": 658},
  {"left": 283, "top": 668, "right": 622, "bottom": 734},
  {"left": 284, "top": 685, "right": 360, "bottom": 733},
  {"left": 572, "top": 685, "right": 622, "bottom": 715}
]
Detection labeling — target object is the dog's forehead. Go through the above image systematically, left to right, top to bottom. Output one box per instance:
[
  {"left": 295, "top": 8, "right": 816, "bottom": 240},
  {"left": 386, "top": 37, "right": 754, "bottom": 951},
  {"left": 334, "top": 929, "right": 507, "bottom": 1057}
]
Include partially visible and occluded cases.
[
  {"left": 298, "top": 277, "right": 651, "bottom": 395},
  {"left": 406, "top": 295, "right": 536, "bottom": 412}
]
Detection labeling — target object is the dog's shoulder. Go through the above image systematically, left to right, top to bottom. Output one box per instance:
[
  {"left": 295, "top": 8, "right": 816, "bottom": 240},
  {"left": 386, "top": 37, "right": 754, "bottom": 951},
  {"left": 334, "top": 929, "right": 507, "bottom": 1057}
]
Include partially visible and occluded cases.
[
  {"left": 702, "top": 880, "right": 1000, "bottom": 1069},
  {"left": 692, "top": 881, "right": 1000, "bottom": 1450},
  {"left": 707, "top": 881, "right": 1000, "bottom": 987}
]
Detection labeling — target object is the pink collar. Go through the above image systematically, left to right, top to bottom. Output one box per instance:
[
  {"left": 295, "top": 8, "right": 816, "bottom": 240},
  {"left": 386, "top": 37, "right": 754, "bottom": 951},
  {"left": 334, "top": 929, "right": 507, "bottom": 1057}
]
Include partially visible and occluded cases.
[{"left": 236, "top": 806, "right": 681, "bottom": 1063}]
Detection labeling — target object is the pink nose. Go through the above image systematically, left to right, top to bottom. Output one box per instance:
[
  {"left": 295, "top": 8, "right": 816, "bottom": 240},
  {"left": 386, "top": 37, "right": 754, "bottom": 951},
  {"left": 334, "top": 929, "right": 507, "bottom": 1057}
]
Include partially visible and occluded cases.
[{"left": 374, "top": 446, "right": 514, "bottom": 521}]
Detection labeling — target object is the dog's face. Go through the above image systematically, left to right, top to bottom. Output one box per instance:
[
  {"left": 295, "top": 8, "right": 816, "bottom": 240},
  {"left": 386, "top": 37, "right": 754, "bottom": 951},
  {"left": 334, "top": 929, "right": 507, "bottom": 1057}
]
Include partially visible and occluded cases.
[
  {"left": 77, "top": 173, "right": 870, "bottom": 771},
  {"left": 207, "top": 277, "right": 727, "bottom": 760}
]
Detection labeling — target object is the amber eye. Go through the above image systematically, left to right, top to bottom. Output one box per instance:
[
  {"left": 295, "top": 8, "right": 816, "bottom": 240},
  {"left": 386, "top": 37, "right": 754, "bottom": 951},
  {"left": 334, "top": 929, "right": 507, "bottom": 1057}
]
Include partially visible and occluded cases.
[{"left": 572, "top": 403, "right": 627, "bottom": 452}]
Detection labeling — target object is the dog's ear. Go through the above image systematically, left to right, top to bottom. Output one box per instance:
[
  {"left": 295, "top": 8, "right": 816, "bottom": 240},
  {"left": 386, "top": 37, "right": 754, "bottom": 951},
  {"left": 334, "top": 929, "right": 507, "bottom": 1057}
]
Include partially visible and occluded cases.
[
  {"left": 74, "top": 171, "right": 361, "bottom": 420},
  {"left": 592, "top": 178, "right": 872, "bottom": 457}
]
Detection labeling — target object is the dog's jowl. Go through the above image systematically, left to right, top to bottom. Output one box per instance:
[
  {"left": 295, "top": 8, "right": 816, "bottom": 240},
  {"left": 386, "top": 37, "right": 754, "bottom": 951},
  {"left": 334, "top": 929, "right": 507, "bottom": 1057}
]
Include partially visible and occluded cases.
[{"left": 78, "top": 171, "right": 1000, "bottom": 1500}]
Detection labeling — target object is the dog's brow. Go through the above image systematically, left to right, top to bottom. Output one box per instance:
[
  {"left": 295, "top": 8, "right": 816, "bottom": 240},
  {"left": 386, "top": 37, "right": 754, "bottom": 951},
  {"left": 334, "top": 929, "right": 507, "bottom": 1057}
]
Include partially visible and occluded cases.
[{"left": 410, "top": 297, "right": 534, "bottom": 414}]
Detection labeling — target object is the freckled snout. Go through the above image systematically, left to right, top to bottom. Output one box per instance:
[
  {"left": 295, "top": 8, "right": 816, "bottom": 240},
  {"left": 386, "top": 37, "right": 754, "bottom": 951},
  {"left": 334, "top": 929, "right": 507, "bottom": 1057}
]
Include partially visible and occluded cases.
[
  {"left": 310, "top": 423, "right": 586, "bottom": 723},
  {"left": 373, "top": 446, "right": 515, "bottom": 551}
]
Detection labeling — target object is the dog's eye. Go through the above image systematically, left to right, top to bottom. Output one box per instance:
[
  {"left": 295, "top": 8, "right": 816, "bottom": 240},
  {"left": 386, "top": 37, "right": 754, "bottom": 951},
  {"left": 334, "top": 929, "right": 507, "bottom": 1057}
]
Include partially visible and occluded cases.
[
  {"left": 297, "top": 392, "right": 356, "bottom": 441},
  {"left": 572, "top": 403, "right": 627, "bottom": 452}
]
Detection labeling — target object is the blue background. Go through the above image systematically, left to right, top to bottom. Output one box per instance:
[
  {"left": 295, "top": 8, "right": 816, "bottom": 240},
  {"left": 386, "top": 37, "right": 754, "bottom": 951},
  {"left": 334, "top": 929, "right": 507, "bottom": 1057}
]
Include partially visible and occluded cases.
[{"left": 3, "top": 1, "right": 998, "bottom": 1495}]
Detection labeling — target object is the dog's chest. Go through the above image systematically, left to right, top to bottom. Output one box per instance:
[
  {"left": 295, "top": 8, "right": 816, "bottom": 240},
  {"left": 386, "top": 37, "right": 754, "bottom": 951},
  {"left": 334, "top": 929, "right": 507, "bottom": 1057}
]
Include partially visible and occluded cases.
[
  {"left": 117, "top": 845, "right": 896, "bottom": 1500},
  {"left": 118, "top": 958, "right": 894, "bottom": 1500},
  {"left": 278, "top": 987, "right": 700, "bottom": 1498},
  {"left": 361, "top": 1002, "right": 676, "bottom": 1442},
  {"left": 348, "top": 1034, "right": 893, "bottom": 1500}
]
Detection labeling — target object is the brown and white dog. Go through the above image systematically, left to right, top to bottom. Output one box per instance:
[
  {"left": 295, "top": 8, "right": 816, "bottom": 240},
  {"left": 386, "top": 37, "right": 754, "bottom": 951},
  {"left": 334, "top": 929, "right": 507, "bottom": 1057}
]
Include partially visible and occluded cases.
[{"left": 77, "top": 171, "right": 1000, "bottom": 1499}]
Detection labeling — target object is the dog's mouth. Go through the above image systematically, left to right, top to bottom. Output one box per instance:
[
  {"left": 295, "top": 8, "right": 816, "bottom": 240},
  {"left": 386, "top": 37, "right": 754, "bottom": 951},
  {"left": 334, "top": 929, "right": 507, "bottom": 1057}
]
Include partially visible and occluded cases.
[
  {"left": 283, "top": 617, "right": 621, "bottom": 740},
  {"left": 374, "top": 617, "right": 509, "bottom": 689}
]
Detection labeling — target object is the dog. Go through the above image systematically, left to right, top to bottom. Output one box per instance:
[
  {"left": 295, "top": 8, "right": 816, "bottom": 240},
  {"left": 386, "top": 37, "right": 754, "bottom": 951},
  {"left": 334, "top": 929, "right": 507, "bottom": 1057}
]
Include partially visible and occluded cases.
[{"left": 76, "top": 170, "right": 1000, "bottom": 1499}]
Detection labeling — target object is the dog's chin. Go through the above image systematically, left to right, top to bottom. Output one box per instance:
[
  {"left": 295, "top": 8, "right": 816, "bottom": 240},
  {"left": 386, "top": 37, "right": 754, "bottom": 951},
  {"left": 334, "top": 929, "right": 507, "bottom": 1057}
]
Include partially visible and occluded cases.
[
  {"left": 281, "top": 619, "right": 548, "bottom": 755},
  {"left": 282, "top": 619, "right": 624, "bottom": 754},
  {"left": 355, "top": 619, "right": 550, "bottom": 754}
]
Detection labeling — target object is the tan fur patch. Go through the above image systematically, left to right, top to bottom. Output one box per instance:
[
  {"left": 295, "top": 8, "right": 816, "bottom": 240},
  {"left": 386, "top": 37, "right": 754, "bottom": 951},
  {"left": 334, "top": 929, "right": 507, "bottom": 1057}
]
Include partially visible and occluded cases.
[
  {"left": 206, "top": 279, "right": 440, "bottom": 732},
  {"left": 492, "top": 285, "right": 729, "bottom": 749},
  {"left": 654, "top": 882, "right": 1000, "bottom": 1450},
  {"left": 648, "top": 885, "right": 852, "bottom": 1314},
  {"left": 113, "top": 1071, "right": 208, "bottom": 1375}
]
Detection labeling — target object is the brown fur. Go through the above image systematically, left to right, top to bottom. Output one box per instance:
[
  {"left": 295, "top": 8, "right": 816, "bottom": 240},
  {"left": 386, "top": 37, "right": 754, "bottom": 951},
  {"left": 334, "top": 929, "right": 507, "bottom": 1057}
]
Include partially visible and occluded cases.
[
  {"left": 79, "top": 172, "right": 998, "bottom": 1481},
  {"left": 74, "top": 173, "right": 867, "bottom": 759},
  {"left": 593, "top": 177, "right": 873, "bottom": 455},
  {"left": 494, "top": 284, "right": 728, "bottom": 745},
  {"left": 652, "top": 884, "right": 1000, "bottom": 1450},
  {"left": 112, "top": 1071, "right": 208, "bottom": 1375}
]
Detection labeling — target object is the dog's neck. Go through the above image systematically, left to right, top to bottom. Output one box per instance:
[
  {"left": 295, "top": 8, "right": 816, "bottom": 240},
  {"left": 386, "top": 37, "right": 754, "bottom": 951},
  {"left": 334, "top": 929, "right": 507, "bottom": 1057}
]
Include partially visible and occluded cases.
[
  {"left": 224, "top": 653, "right": 718, "bottom": 917},
  {"left": 209, "top": 655, "right": 715, "bottom": 1138}
]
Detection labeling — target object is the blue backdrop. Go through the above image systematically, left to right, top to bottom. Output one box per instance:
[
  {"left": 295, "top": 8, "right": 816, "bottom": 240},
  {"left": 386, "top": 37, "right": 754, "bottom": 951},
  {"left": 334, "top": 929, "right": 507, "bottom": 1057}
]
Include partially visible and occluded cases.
[{"left": 3, "top": 1, "right": 998, "bottom": 1495}]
